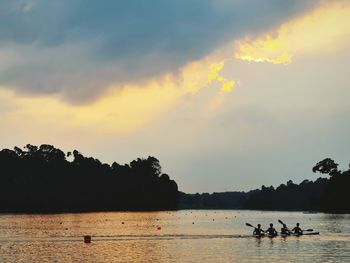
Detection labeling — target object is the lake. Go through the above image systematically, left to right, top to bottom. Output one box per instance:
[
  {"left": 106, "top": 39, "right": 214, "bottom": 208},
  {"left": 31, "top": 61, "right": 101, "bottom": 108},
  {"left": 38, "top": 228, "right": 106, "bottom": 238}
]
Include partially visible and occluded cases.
[{"left": 0, "top": 210, "right": 349, "bottom": 262}]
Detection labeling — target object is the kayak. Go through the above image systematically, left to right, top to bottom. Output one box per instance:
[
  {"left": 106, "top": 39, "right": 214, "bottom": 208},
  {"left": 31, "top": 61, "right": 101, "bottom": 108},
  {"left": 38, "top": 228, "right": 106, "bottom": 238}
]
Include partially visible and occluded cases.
[
  {"left": 253, "top": 232, "right": 320, "bottom": 238},
  {"left": 280, "top": 232, "right": 320, "bottom": 237},
  {"left": 295, "top": 232, "right": 319, "bottom": 236},
  {"left": 253, "top": 233, "right": 278, "bottom": 238},
  {"left": 253, "top": 234, "right": 278, "bottom": 238},
  {"left": 266, "top": 234, "right": 278, "bottom": 238},
  {"left": 253, "top": 235, "right": 277, "bottom": 238}
]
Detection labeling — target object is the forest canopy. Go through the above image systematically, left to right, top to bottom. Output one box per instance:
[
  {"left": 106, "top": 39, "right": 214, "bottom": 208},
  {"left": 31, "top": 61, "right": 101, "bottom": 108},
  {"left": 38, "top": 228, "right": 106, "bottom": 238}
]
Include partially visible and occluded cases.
[
  {"left": 0, "top": 144, "right": 178, "bottom": 212},
  {"left": 0, "top": 144, "right": 348, "bottom": 214},
  {"left": 180, "top": 158, "right": 350, "bottom": 214}
]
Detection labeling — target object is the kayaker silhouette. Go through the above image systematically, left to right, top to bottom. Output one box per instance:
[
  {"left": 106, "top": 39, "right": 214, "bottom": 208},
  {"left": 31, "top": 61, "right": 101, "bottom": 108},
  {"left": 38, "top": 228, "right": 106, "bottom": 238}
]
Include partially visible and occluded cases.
[
  {"left": 266, "top": 223, "right": 278, "bottom": 236},
  {"left": 292, "top": 223, "right": 303, "bottom": 235},
  {"left": 253, "top": 224, "right": 264, "bottom": 236},
  {"left": 281, "top": 224, "right": 291, "bottom": 235}
]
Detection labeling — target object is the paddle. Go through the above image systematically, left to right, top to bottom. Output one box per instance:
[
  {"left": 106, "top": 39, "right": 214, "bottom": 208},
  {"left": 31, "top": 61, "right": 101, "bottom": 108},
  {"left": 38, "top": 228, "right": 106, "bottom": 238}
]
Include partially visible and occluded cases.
[
  {"left": 278, "top": 219, "right": 290, "bottom": 230},
  {"left": 245, "top": 223, "right": 265, "bottom": 232}
]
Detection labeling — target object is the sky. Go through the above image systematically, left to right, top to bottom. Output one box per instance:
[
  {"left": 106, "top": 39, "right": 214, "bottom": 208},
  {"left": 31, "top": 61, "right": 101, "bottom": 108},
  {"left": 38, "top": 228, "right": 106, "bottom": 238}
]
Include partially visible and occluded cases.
[{"left": 0, "top": 0, "right": 349, "bottom": 193}]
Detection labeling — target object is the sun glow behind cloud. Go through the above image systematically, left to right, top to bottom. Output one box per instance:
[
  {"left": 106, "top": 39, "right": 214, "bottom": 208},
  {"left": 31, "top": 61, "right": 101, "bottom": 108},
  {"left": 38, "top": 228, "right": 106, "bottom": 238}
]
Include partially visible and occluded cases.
[
  {"left": 1, "top": 0, "right": 349, "bottom": 142},
  {"left": 1, "top": 0, "right": 350, "bottom": 193},
  {"left": 234, "top": 1, "right": 350, "bottom": 64},
  {"left": 0, "top": 52, "right": 236, "bottom": 138},
  {"left": 208, "top": 61, "right": 236, "bottom": 92},
  {"left": 0, "top": 84, "right": 181, "bottom": 136}
]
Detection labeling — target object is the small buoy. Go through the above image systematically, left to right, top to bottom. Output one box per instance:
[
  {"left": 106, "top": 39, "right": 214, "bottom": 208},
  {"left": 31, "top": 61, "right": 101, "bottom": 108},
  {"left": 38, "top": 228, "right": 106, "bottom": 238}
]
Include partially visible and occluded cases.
[{"left": 84, "top": 235, "right": 91, "bottom": 243}]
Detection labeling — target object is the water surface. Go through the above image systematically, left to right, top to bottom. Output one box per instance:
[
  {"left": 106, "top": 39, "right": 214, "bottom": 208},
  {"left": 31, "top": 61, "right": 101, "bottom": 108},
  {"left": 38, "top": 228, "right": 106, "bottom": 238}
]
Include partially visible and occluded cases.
[{"left": 0, "top": 210, "right": 349, "bottom": 262}]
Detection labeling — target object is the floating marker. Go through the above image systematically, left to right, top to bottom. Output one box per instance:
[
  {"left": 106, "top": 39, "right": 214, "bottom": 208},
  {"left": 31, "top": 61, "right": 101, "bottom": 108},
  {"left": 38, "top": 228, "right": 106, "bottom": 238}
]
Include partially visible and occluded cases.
[{"left": 84, "top": 235, "right": 91, "bottom": 243}]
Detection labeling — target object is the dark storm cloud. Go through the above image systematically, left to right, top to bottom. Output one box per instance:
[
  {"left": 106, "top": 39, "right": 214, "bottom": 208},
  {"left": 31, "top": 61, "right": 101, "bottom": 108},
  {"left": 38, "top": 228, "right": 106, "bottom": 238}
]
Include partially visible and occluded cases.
[{"left": 0, "top": 0, "right": 319, "bottom": 102}]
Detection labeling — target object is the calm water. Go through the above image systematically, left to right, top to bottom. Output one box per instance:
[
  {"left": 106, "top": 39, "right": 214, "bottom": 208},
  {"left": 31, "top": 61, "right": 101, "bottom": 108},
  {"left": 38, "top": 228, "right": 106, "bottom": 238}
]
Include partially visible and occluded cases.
[{"left": 0, "top": 210, "right": 350, "bottom": 262}]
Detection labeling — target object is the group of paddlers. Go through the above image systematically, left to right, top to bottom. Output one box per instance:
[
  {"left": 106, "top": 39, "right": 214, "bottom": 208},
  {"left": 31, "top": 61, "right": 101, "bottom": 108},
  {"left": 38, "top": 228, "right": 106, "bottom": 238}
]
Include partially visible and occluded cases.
[
  {"left": 245, "top": 219, "right": 310, "bottom": 237},
  {"left": 252, "top": 222, "right": 303, "bottom": 236}
]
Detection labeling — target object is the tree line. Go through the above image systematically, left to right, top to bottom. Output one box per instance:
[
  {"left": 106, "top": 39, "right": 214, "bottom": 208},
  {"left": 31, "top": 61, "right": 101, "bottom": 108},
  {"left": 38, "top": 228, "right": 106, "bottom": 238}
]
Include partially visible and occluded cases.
[
  {"left": 0, "top": 144, "right": 178, "bottom": 212},
  {"left": 0, "top": 145, "right": 348, "bottom": 214},
  {"left": 180, "top": 158, "right": 350, "bottom": 213},
  {"left": 243, "top": 158, "right": 350, "bottom": 213}
]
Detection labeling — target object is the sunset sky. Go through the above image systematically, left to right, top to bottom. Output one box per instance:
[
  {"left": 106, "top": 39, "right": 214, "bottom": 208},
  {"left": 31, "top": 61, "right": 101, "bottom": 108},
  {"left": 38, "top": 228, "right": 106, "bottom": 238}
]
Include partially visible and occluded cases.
[{"left": 0, "top": 0, "right": 349, "bottom": 193}]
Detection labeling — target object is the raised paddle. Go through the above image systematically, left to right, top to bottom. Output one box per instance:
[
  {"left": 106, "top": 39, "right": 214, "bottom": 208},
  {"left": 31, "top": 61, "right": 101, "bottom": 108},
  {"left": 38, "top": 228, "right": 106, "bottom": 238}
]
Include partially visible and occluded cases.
[
  {"left": 278, "top": 219, "right": 284, "bottom": 225},
  {"left": 278, "top": 219, "right": 291, "bottom": 231},
  {"left": 245, "top": 223, "right": 265, "bottom": 232},
  {"left": 245, "top": 223, "right": 255, "bottom": 228}
]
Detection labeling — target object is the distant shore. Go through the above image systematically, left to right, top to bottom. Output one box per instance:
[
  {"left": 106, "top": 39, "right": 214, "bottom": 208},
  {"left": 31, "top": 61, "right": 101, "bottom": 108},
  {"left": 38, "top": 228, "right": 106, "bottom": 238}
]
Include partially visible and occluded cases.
[{"left": 1, "top": 145, "right": 349, "bottom": 214}]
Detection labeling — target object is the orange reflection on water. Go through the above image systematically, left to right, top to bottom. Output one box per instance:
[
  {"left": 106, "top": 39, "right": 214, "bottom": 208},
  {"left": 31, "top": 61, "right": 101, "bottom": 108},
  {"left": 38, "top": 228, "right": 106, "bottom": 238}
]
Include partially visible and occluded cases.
[{"left": 1, "top": 211, "right": 350, "bottom": 262}]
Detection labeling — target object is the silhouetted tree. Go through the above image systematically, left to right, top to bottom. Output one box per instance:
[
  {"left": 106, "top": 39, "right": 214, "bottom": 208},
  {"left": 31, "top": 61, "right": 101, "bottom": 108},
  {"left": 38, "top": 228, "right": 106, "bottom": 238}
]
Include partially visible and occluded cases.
[
  {"left": 0, "top": 144, "right": 178, "bottom": 213},
  {"left": 242, "top": 158, "right": 350, "bottom": 213},
  {"left": 312, "top": 158, "right": 340, "bottom": 176},
  {"left": 313, "top": 158, "right": 350, "bottom": 213},
  {"left": 243, "top": 177, "right": 328, "bottom": 211},
  {"left": 179, "top": 191, "right": 248, "bottom": 209}
]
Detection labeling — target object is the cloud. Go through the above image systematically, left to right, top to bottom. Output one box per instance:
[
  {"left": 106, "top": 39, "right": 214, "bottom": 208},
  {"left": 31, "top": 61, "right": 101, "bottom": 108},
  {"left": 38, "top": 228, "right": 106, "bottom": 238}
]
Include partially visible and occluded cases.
[
  {"left": 0, "top": 0, "right": 319, "bottom": 103},
  {"left": 235, "top": 0, "right": 350, "bottom": 64},
  {"left": 1, "top": 1, "right": 349, "bottom": 193},
  {"left": 0, "top": 50, "right": 236, "bottom": 137},
  {"left": 208, "top": 61, "right": 236, "bottom": 92}
]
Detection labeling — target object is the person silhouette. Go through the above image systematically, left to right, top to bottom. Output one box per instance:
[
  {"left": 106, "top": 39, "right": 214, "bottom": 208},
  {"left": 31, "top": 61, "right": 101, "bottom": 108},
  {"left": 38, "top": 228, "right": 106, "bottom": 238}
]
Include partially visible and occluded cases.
[
  {"left": 266, "top": 223, "right": 278, "bottom": 236},
  {"left": 292, "top": 223, "right": 303, "bottom": 235},
  {"left": 253, "top": 224, "right": 264, "bottom": 236},
  {"left": 281, "top": 224, "right": 290, "bottom": 235}
]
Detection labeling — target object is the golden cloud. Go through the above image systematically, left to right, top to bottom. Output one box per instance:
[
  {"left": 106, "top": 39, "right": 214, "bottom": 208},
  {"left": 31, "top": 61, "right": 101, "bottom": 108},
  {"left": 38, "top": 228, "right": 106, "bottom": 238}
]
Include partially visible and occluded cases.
[
  {"left": 235, "top": 1, "right": 350, "bottom": 64},
  {"left": 0, "top": 52, "right": 236, "bottom": 137}
]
